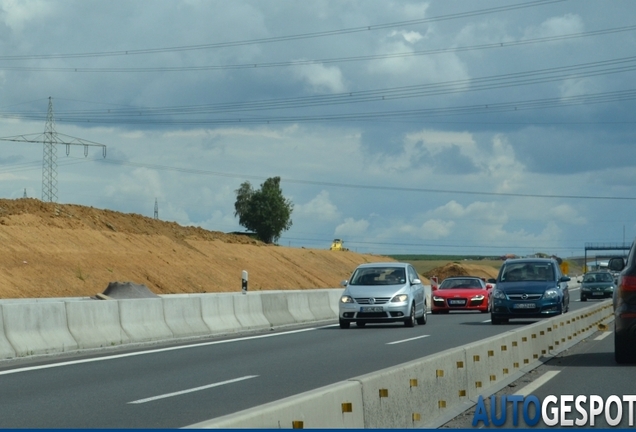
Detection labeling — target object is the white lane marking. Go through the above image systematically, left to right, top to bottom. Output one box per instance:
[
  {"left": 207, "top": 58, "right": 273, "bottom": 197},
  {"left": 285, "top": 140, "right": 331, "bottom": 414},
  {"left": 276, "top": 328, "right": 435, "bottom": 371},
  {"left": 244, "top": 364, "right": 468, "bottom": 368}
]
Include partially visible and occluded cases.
[
  {"left": 482, "top": 319, "right": 491, "bottom": 323},
  {"left": 0, "top": 326, "right": 328, "bottom": 376},
  {"left": 594, "top": 331, "right": 612, "bottom": 341},
  {"left": 386, "top": 335, "right": 430, "bottom": 345},
  {"left": 515, "top": 370, "right": 560, "bottom": 397},
  {"left": 128, "top": 375, "right": 258, "bottom": 404}
]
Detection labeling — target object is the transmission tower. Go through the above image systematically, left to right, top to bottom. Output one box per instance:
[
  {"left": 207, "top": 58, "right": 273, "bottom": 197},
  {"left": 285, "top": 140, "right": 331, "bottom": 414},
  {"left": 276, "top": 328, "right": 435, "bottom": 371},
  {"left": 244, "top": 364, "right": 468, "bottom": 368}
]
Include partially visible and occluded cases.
[
  {"left": 0, "top": 97, "right": 107, "bottom": 202},
  {"left": 154, "top": 198, "right": 159, "bottom": 220}
]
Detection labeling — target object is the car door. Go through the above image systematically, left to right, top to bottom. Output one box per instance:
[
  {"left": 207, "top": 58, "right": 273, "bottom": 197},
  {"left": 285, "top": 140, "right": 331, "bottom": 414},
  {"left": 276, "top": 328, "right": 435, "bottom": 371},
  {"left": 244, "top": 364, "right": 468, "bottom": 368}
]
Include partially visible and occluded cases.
[{"left": 408, "top": 265, "right": 425, "bottom": 314}]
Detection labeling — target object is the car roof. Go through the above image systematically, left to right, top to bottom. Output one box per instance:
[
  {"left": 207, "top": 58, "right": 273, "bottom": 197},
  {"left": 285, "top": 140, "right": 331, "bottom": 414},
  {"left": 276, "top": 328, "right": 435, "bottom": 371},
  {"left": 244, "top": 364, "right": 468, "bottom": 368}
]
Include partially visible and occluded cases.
[
  {"left": 503, "top": 258, "right": 556, "bottom": 264},
  {"left": 355, "top": 262, "right": 408, "bottom": 268},
  {"left": 442, "top": 276, "right": 483, "bottom": 280}
]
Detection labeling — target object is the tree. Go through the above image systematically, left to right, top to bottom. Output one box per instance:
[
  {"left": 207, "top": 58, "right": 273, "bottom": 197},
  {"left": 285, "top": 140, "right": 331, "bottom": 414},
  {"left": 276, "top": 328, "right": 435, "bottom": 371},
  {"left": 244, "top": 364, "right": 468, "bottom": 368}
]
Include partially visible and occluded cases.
[{"left": 233, "top": 176, "right": 293, "bottom": 244}]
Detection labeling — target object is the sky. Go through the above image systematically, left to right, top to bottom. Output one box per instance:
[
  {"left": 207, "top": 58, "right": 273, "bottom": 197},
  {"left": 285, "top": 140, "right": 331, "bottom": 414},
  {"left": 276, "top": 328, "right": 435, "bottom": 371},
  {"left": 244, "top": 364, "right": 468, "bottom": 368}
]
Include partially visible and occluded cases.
[{"left": 0, "top": 0, "right": 635, "bottom": 258}]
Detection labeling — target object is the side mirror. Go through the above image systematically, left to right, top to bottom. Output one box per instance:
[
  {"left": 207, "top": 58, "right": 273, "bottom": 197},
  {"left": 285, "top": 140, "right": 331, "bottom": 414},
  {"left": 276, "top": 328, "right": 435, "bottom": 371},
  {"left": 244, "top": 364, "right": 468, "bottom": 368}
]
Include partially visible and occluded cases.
[
  {"left": 608, "top": 257, "right": 626, "bottom": 272},
  {"left": 560, "top": 276, "right": 571, "bottom": 282},
  {"left": 411, "top": 278, "right": 421, "bottom": 285},
  {"left": 340, "top": 280, "right": 348, "bottom": 287},
  {"left": 485, "top": 283, "right": 493, "bottom": 290}
]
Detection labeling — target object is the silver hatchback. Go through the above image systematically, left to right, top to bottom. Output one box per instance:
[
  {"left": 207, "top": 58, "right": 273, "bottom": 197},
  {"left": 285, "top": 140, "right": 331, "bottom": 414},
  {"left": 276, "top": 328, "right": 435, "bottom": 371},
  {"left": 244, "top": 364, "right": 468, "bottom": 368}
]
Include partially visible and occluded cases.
[{"left": 339, "top": 262, "right": 427, "bottom": 328}]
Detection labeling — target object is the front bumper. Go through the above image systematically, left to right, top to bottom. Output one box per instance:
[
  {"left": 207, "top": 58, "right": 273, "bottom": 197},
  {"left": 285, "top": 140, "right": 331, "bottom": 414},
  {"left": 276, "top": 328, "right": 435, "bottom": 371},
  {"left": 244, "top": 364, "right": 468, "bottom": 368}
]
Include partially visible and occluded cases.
[
  {"left": 581, "top": 288, "right": 613, "bottom": 298},
  {"left": 432, "top": 297, "right": 488, "bottom": 312},
  {"left": 491, "top": 298, "right": 562, "bottom": 319},
  {"left": 339, "top": 302, "right": 410, "bottom": 322}
]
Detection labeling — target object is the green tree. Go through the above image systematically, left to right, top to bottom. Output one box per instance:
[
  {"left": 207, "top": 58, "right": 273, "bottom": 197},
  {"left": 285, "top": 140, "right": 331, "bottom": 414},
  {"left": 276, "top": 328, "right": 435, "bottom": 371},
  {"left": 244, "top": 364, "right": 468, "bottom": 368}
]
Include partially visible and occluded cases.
[{"left": 233, "top": 176, "right": 293, "bottom": 244}]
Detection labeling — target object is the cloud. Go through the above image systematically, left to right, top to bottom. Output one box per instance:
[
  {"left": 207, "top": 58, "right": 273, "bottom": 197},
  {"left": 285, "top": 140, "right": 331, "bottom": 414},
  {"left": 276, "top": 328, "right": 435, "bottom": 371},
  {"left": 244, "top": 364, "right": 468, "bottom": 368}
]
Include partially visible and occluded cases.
[
  {"left": 292, "top": 63, "right": 346, "bottom": 93},
  {"left": 295, "top": 190, "right": 340, "bottom": 222},
  {"left": 335, "top": 217, "right": 369, "bottom": 237}
]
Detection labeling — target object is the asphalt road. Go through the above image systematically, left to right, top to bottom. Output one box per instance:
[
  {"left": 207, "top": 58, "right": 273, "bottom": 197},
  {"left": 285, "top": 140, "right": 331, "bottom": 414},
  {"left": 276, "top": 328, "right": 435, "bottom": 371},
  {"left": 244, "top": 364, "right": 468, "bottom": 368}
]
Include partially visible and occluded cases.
[{"left": 0, "top": 285, "right": 616, "bottom": 428}]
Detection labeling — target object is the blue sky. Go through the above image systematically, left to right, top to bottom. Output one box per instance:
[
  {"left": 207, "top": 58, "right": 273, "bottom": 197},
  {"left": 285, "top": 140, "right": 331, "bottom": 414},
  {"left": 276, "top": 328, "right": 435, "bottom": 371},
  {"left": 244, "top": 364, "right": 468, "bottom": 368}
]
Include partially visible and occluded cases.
[{"left": 0, "top": 0, "right": 635, "bottom": 257}]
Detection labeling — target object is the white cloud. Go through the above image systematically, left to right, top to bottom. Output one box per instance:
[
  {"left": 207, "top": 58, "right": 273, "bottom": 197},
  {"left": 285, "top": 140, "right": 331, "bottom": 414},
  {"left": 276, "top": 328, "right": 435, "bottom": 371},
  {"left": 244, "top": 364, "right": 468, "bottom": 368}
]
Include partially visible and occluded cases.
[
  {"left": 523, "top": 14, "right": 584, "bottom": 39},
  {"left": 292, "top": 63, "right": 346, "bottom": 93},
  {"left": 104, "top": 167, "right": 163, "bottom": 200},
  {"left": 295, "top": 190, "right": 340, "bottom": 222},
  {"left": 335, "top": 217, "right": 369, "bottom": 237}
]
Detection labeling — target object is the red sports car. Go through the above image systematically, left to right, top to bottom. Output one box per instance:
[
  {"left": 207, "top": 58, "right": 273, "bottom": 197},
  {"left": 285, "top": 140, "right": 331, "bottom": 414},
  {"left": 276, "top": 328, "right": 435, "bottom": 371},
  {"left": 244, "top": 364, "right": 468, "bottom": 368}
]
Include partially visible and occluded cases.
[{"left": 431, "top": 276, "right": 492, "bottom": 314}]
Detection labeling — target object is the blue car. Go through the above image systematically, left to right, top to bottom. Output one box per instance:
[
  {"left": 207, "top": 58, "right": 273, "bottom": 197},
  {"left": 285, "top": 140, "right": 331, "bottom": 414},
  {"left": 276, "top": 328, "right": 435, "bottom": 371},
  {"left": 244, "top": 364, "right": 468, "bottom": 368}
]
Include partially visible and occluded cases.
[{"left": 490, "top": 258, "right": 570, "bottom": 325}]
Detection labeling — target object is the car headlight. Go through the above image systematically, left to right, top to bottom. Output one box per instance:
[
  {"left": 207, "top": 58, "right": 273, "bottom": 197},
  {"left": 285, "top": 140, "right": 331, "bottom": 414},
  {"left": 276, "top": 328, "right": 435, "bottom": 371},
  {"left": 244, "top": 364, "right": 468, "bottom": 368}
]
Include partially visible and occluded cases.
[
  {"left": 543, "top": 288, "right": 559, "bottom": 299},
  {"left": 493, "top": 289, "right": 506, "bottom": 300},
  {"left": 391, "top": 294, "right": 409, "bottom": 303},
  {"left": 340, "top": 295, "right": 354, "bottom": 303},
  {"left": 433, "top": 295, "right": 444, "bottom": 301},
  {"left": 471, "top": 295, "right": 485, "bottom": 301}
]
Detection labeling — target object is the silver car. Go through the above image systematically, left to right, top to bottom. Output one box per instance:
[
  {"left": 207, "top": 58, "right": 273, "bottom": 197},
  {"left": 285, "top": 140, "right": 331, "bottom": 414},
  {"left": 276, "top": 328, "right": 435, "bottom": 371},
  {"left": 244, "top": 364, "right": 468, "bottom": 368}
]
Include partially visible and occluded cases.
[{"left": 339, "top": 262, "right": 427, "bottom": 328}]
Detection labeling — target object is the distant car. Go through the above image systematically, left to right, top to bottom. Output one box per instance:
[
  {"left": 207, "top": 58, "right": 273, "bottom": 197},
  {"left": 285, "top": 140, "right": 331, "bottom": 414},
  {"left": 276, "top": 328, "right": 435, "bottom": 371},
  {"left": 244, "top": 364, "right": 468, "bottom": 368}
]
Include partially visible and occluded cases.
[
  {"left": 608, "top": 241, "right": 636, "bottom": 364},
  {"left": 490, "top": 258, "right": 570, "bottom": 325},
  {"left": 339, "top": 262, "right": 427, "bottom": 328},
  {"left": 580, "top": 271, "right": 615, "bottom": 301},
  {"left": 431, "top": 276, "right": 492, "bottom": 314}
]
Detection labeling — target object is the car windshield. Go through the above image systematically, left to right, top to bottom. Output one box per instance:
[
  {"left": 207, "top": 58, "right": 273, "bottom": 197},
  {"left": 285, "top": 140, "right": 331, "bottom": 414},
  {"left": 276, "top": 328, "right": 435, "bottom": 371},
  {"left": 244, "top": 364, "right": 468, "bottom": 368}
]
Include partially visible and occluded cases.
[
  {"left": 501, "top": 262, "right": 555, "bottom": 282},
  {"left": 349, "top": 267, "right": 406, "bottom": 285},
  {"left": 583, "top": 272, "right": 613, "bottom": 283},
  {"left": 439, "top": 278, "right": 483, "bottom": 289}
]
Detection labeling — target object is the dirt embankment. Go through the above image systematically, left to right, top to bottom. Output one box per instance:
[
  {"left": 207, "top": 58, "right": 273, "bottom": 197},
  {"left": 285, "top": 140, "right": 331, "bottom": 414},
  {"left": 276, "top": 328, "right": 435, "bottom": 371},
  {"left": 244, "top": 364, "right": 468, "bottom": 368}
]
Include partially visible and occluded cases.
[
  {"left": 0, "top": 198, "right": 499, "bottom": 299},
  {"left": 0, "top": 198, "right": 394, "bottom": 299},
  {"left": 424, "top": 262, "right": 499, "bottom": 281}
]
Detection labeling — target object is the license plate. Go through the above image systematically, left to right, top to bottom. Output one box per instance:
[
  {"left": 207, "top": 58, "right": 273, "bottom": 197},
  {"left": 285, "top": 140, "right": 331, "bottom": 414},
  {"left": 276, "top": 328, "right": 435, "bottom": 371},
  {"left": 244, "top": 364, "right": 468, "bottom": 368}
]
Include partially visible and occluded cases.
[
  {"left": 592, "top": 292, "right": 604, "bottom": 296},
  {"left": 448, "top": 299, "right": 466, "bottom": 305},
  {"left": 513, "top": 303, "right": 536, "bottom": 309},
  {"left": 361, "top": 306, "right": 383, "bottom": 312}
]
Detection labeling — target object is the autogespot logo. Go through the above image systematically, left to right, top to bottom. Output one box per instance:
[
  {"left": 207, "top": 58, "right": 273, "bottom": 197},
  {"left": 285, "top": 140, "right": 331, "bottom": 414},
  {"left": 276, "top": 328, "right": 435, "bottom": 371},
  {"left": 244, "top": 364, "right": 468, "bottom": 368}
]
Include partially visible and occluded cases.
[{"left": 472, "top": 394, "right": 636, "bottom": 427}]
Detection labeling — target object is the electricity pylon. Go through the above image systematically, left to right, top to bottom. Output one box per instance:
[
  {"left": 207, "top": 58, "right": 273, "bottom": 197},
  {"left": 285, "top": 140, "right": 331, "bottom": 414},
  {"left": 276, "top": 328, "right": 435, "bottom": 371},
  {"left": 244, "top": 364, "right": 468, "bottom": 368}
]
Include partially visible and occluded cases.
[{"left": 0, "top": 97, "right": 107, "bottom": 202}]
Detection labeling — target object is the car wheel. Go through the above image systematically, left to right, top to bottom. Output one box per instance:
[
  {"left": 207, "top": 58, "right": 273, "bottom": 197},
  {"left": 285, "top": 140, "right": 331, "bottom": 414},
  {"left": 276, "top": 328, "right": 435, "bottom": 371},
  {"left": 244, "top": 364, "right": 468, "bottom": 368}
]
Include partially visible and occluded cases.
[
  {"left": 580, "top": 295, "right": 587, "bottom": 302},
  {"left": 404, "top": 304, "right": 415, "bottom": 327},
  {"left": 416, "top": 307, "right": 427, "bottom": 325},
  {"left": 431, "top": 310, "right": 439, "bottom": 315},
  {"left": 491, "top": 315, "right": 504, "bottom": 325},
  {"left": 339, "top": 319, "right": 350, "bottom": 329},
  {"left": 356, "top": 321, "right": 366, "bottom": 328},
  {"left": 615, "top": 331, "right": 634, "bottom": 364}
]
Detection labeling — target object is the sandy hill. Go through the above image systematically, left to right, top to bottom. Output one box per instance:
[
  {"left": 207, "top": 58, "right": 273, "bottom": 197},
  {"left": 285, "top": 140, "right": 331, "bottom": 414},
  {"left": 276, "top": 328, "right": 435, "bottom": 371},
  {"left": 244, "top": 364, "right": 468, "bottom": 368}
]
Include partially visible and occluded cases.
[
  {"left": 0, "top": 198, "right": 394, "bottom": 299},
  {"left": 0, "top": 198, "right": 501, "bottom": 300}
]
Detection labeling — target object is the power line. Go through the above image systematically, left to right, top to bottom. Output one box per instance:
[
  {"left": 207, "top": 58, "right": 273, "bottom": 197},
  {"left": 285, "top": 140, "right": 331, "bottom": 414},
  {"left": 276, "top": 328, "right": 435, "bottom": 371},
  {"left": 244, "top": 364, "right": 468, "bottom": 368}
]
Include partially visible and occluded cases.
[
  {"left": 0, "top": 0, "right": 565, "bottom": 61},
  {"left": 2, "top": 24, "right": 633, "bottom": 73},
  {"left": 94, "top": 157, "right": 636, "bottom": 201}
]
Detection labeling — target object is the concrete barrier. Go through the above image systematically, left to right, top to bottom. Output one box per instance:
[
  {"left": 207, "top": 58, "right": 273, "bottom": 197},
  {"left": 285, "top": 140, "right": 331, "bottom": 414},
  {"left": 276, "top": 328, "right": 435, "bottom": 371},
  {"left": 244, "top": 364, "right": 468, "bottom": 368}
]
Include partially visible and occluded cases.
[
  {"left": 327, "top": 289, "right": 343, "bottom": 316},
  {"left": 306, "top": 290, "right": 337, "bottom": 321},
  {"left": 286, "top": 291, "right": 318, "bottom": 323},
  {"left": 260, "top": 292, "right": 297, "bottom": 327},
  {"left": 232, "top": 293, "right": 271, "bottom": 331},
  {"left": 200, "top": 294, "right": 243, "bottom": 335},
  {"left": 162, "top": 297, "right": 210, "bottom": 338},
  {"left": 117, "top": 298, "right": 174, "bottom": 343},
  {"left": 65, "top": 300, "right": 130, "bottom": 349},
  {"left": 2, "top": 302, "right": 78, "bottom": 356},
  {"left": 0, "top": 307, "right": 16, "bottom": 359},
  {"left": 356, "top": 346, "right": 469, "bottom": 429},
  {"left": 185, "top": 380, "right": 365, "bottom": 429}
]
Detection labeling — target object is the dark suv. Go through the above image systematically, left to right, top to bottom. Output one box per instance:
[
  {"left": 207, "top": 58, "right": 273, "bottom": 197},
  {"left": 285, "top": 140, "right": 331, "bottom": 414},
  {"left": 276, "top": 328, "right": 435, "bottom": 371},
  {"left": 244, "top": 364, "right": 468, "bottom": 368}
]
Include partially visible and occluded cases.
[
  {"left": 608, "top": 240, "right": 636, "bottom": 363},
  {"left": 490, "top": 258, "right": 570, "bottom": 325}
]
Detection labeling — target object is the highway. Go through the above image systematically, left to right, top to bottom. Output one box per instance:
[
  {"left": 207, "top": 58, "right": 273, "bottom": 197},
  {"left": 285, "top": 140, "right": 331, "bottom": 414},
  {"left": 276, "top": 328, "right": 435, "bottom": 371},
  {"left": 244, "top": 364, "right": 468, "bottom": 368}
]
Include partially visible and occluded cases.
[{"left": 0, "top": 285, "right": 620, "bottom": 428}]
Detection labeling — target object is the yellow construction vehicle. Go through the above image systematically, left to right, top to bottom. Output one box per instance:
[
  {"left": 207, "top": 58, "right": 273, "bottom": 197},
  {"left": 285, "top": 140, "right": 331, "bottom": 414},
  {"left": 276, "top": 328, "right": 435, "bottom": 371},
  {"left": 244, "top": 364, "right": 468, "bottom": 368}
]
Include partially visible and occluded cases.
[{"left": 330, "top": 238, "right": 349, "bottom": 251}]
